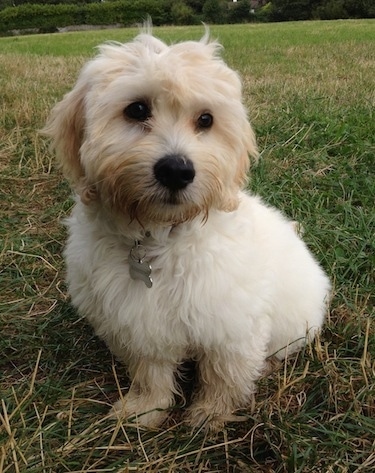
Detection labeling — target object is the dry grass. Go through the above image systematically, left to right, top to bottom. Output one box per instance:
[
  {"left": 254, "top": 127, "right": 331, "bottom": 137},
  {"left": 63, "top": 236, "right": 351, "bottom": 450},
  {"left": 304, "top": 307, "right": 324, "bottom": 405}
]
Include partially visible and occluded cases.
[{"left": 1, "top": 21, "right": 374, "bottom": 472}]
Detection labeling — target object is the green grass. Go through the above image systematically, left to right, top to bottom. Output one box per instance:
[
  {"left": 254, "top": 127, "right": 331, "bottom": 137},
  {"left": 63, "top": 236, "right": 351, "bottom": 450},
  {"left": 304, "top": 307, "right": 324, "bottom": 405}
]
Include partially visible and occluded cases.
[
  {"left": 1, "top": 19, "right": 374, "bottom": 56},
  {"left": 1, "top": 20, "right": 374, "bottom": 472}
]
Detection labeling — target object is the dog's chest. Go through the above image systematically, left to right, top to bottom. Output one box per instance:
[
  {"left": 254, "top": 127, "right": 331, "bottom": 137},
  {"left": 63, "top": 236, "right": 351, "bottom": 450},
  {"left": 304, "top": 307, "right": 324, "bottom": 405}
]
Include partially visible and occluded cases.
[
  {"left": 67, "top": 210, "right": 258, "bottom": 355},
  {"left": 124, "top": 233, "right": 224, "bottom": 336}
]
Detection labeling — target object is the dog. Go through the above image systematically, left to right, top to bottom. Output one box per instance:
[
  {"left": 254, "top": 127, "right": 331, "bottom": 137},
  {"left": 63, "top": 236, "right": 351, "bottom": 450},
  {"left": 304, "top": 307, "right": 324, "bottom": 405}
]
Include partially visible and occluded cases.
[{"left": 43, "top": 27, "right": 331, "bottom": 430}]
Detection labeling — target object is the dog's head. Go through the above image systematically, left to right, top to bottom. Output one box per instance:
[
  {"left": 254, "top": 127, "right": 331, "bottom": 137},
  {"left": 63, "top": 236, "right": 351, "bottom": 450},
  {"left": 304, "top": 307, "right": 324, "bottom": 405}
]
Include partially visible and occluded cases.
[{"left": 43, "top": 30, "right": 257, "bottom": 225}]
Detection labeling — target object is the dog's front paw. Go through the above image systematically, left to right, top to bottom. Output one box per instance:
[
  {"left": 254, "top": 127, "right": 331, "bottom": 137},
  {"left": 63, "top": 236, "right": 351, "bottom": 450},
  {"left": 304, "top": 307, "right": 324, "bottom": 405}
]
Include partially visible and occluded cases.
[
  {"left": 109, "top": 393, "right": 170, "bottom": 428},
  {"left": 187, "top": 402, "right": 250, "bottom": 432},
  {"left": 187, "top": 408, "right": 224, "bottom": 432}
]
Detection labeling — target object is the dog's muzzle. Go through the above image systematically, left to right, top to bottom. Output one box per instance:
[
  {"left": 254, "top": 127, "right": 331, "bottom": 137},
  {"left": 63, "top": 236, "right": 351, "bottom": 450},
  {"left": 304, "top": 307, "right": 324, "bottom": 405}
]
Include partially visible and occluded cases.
[{"left": 154, "top": 154, "right": 195, "bottom": 192}]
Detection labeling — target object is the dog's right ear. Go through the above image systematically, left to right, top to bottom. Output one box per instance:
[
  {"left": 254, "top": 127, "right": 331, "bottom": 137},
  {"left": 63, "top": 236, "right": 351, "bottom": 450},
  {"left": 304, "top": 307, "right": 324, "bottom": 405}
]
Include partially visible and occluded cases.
[{"left": 42, "top": 81, "right": 87, "bottom": 186}]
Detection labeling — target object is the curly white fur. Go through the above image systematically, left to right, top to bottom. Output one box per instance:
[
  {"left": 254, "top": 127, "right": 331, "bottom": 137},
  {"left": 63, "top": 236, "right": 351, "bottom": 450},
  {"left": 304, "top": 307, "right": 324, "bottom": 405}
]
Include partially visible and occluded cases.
[{"left": 44, "top": 29, "right": 330, "bottom": 429}]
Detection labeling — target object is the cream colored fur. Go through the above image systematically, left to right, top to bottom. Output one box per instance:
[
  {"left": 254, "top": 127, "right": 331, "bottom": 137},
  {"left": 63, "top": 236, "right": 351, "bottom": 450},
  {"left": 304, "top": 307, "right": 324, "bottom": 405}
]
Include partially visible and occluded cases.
[{"left": 43, "top": 29, "right": 330, "bottom": 430}]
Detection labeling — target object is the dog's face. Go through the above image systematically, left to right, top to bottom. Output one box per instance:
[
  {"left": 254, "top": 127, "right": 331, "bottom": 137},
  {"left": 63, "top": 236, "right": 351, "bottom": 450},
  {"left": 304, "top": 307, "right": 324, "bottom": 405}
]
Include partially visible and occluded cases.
[{"left": 44, "top": 33, "right": 257, "bottom": 225}]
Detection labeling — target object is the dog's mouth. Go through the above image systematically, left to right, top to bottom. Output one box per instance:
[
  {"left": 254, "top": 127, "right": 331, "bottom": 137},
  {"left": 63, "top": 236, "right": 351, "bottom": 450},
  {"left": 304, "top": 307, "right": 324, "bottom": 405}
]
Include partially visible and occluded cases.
[
  {"left": 98, "top": 171, "right": 206, "bottom": 224},
  {"left": 148, "top": 184, "right": 191, "bottom": 207},
  {"left": 125, "top": 187, "right": 204, "bottom": 225},
  {"left": 161, "top": 191, "right": 183, "bottom": 206}
]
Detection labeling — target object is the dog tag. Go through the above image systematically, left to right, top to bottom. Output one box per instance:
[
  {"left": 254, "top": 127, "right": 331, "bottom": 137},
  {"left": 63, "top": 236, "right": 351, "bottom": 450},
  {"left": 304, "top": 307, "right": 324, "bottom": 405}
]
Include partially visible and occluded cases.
[{"left": 129, "top": 241, "right": 153, "bottom": 288}]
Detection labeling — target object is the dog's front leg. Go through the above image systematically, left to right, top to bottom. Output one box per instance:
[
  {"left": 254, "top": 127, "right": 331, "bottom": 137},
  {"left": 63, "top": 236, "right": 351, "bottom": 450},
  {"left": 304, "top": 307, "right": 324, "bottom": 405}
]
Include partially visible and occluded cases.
[
  {"left": 187, "top": 350, "right": 264, "bottom": 431},
  {"left": 110, "top": 357, "right": 178, "bottom": 428}
]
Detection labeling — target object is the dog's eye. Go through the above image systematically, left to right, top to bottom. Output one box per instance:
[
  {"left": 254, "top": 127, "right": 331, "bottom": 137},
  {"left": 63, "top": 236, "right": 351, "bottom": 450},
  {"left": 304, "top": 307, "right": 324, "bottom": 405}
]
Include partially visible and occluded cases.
[
  {"left": 124, "top": 101, "right": 151, "bottom": 122},
  {"left": 197, "top": 113, "right": 213, "bottom": 130}
]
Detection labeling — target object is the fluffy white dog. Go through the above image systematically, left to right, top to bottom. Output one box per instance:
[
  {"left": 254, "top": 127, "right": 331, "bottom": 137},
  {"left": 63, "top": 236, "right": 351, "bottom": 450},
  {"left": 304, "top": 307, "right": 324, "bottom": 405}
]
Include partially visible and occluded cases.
[{"left": 44, "top": 28, "right": 330, "bottom": 430}]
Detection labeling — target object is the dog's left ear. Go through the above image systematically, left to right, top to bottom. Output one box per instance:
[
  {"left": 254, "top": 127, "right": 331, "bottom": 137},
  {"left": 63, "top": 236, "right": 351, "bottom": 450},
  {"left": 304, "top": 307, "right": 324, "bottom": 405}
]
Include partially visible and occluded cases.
[
  {"left": 218, "top": 117, "right": 258, "bottom": 214},
  {"left": 236, "top": 119, "right": 258, "bottom": 188}
]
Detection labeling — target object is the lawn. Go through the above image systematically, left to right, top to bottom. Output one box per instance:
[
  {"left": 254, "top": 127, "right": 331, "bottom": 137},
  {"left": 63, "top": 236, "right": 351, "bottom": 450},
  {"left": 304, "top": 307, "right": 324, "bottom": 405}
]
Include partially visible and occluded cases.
[{"left": 1, "top": 20, "right": 374, "bottom": 472}]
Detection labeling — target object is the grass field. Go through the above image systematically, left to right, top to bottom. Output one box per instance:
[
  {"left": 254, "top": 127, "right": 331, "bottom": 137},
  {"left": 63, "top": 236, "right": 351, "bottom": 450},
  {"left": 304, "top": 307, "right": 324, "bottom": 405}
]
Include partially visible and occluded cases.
[{"left": 1, "top": 19, "right": 374, "bottom": 472}]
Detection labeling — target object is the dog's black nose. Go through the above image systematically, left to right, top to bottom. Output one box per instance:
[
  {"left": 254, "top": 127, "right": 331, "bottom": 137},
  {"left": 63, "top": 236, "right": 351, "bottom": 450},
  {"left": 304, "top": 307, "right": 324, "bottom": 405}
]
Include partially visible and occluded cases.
[{"left": 154, "top": 155, "right": 195, "bottom": 191}]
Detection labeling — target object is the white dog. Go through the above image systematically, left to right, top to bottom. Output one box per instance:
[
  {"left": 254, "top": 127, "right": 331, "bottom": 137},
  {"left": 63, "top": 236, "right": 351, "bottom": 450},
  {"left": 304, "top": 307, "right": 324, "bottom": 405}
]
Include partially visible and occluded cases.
[{"left": 44, "top": 28, "right": 330, "bottom": 430}]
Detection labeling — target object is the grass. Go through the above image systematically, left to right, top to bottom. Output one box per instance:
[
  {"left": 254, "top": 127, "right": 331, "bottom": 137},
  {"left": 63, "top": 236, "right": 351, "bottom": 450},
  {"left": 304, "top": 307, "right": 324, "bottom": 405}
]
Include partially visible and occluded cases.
[{"left": 1, "top": 20, "right": 374, "bottom": 472}]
